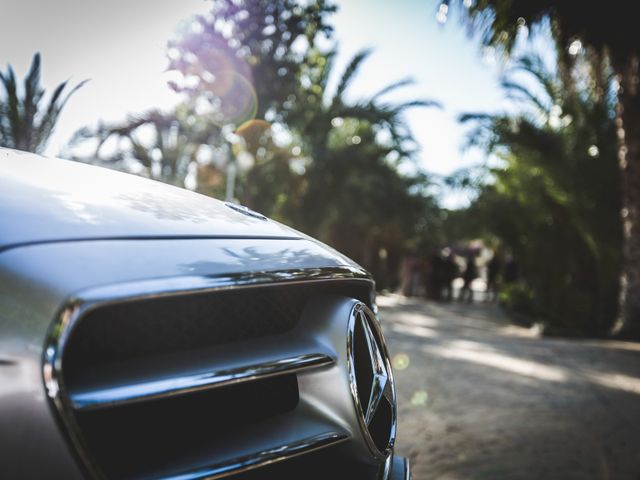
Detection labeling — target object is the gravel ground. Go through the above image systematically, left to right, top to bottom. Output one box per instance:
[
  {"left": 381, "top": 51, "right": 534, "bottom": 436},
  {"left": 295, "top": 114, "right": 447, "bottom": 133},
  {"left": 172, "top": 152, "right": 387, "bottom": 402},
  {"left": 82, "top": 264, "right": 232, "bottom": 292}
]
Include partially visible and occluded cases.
[{"left": 378, "top": 294, "right": 640, "bottom": 480}]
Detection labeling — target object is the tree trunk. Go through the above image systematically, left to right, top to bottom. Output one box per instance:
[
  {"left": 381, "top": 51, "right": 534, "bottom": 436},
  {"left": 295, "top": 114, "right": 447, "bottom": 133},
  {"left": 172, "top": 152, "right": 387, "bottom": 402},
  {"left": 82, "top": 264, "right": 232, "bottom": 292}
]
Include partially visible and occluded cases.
[{"left": 614, "top": 56, "right": 640, "bottom": 339}]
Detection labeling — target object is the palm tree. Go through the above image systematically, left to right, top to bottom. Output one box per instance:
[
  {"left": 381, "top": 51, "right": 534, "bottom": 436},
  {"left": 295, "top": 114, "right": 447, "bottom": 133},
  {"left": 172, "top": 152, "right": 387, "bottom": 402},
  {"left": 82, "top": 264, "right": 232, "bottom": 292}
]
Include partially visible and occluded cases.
[
  {"left": 444, "top": 0, "right": 640, "bottom": 337},
  {"left": 286, "top": 48, "right": 440, "bottom": 267},
  {"left": 289, "top": 48, "right": 438, "bottom": 163},
  {"left": 459, "top": 50, "right": 621, "bottom": 334},
  {"left": 0, "top": 53, "right": 87, "bottom": 154},
  {"left": 68, "top": 103, "right": 224, "bottom": 193}
]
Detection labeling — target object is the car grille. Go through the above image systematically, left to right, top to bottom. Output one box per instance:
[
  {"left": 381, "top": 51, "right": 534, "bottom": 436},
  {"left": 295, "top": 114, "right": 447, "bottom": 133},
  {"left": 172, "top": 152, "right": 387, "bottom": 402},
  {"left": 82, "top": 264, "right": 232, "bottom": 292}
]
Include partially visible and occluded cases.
[{"left": 44, "top": 268, "right": 377, "bottom": 479}]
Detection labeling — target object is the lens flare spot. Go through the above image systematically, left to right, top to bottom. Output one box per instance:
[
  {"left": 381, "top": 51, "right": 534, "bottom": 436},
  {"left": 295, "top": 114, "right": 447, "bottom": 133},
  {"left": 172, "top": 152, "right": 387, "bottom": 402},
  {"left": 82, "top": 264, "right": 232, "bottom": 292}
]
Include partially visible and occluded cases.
[
  {"left": 207, "top": 70, "right": 258, "bottom": 126},
  {"left": 235, "top": 119, "right": 271, "bottom": 154},
  {"left": 392, "top": 353, "right": 410, "bottom": 370},
  {"left": 410, "top": 390, "right": 428, "bottom": 407}
]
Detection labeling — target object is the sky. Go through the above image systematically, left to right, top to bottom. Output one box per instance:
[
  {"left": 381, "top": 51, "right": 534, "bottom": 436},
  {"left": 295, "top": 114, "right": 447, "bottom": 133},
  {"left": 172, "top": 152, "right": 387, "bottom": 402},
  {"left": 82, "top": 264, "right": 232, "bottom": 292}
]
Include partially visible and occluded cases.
[
  {"left": 1, "top": 0, "right": 509, "bottom": 207},
  {"left": 331, "top": 0, "right": 506, "bottom": 175}
]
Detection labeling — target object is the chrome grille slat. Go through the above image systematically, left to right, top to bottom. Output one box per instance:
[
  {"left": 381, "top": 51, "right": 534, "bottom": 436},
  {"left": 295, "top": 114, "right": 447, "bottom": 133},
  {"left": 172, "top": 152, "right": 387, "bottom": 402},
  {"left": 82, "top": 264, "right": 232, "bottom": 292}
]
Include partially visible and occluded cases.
[
  {"left": 70, "top": 352, "right": 334, "bottom": 411},
  {"left": 77, "top": 391, "right": 347, "bottom": 480},
  {"left": 155, "top": 431, "right": 349, "bottom": 480}
]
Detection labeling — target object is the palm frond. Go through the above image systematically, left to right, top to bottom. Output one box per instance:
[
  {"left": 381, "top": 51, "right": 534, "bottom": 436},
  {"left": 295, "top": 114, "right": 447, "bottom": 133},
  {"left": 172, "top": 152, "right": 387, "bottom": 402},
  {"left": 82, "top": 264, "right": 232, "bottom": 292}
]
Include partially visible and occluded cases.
[
  {"left": 333, "top": 48, "right": 372, "bottom": 102},
  {"left": 317, "top": 49, "right": 337, "bottom": 90},
  {"left": 0, "top": 53, "right": 86, "bottom": 153},
  {"left": 24, "top": 53, "right": 44, "bottom": 119},
  {"left": 508, "top": 54, "right": 559, "bottom": 102},
  {"left": 1, "top": 65, "right": 21, "bottom": 147},
  {"left": 372, "top": 77, "right": 415, "bottom": 100},
  {"left": 57, "top": 78, "right": 90, "bottom": 111},
  {"left": 501, "top": 80, "right": 550, "bottom": 113},
  {"left": 390, "top": 99, "right": 441, "bottom": 112},
  {"left": 458, "top": 112, "right": 494, "bottom": 123}
]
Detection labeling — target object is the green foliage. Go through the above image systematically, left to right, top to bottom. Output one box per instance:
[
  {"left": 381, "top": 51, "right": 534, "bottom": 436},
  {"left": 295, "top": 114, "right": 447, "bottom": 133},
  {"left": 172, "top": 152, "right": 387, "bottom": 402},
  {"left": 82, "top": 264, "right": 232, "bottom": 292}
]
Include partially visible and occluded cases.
[
  {"left": 166, "top": 0, "right": 336, "bottom": 121},
  {"left": 449, "top": 0, "right": 640, "bottom": 338},
  {"left": 289, "top": 48, "right": 439, "bottom": 161},
  {"left": 456, "top": 50, "right": 622, "bottom": 335},
  {"left": 0, "top": 53, "right": 87, "bottom": 153},
  {"left": 68, "top": 102, "right": 225, "bottom": 192},
  {"left": 299, "top": 119, "right": 436, "bottom": 258},
  {"left": 232, "top": 120, "right": 304, "bottom": 223},
  {"left": 499, "top": 283, "right": 538, "bottom": 319}
]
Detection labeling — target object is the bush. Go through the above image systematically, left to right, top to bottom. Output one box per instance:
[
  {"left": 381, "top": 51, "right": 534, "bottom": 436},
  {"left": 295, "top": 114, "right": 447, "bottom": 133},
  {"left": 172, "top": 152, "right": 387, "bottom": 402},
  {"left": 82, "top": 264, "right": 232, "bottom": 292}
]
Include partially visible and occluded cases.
[{"left": 499, "top": 283, "right": 538, "bottom": 320}]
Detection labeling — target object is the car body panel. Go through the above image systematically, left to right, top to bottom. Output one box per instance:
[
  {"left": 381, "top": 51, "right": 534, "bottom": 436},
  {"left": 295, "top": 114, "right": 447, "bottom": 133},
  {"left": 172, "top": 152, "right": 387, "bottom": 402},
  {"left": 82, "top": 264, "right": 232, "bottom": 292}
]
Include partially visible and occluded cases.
[
  {"left": 0, "top": 148, "right": 301, "bottom": 251},
  {"left": 0, "top": 237, "right": 369, "bottom": 479}
]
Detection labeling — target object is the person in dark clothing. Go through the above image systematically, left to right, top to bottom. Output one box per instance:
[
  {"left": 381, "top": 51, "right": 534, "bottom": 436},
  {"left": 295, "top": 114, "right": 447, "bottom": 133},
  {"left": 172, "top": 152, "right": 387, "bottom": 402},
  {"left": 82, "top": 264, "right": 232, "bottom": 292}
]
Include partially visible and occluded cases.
[
  {"left": 441, "top": 248, "right": 457, "bottom": 302},
  {"left": 426, "top": 249, "right": 445, "bottom": 300},
  {"left": 459, "top": 251, "right": 478, "bottom": 303},
  {"left": 486, "top": 252, "right": 503, "bottom": 302},
  {"left": 504, "top": 255, "right": 519, "bottom": 284}
]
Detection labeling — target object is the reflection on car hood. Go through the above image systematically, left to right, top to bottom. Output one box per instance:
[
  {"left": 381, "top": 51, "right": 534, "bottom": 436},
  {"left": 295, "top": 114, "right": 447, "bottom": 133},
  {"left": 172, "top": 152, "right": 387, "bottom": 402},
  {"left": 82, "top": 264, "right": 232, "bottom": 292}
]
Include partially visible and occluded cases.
[{"left": 0, "top": 148, "right": 301, "bottom": 250}]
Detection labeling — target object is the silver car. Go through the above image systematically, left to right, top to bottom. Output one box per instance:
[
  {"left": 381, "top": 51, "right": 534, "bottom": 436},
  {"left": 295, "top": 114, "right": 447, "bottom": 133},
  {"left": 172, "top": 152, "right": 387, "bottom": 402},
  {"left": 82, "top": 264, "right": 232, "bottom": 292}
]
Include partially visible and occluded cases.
[{"left": 0, "top": 147, "right": 410, "bottom": 479}]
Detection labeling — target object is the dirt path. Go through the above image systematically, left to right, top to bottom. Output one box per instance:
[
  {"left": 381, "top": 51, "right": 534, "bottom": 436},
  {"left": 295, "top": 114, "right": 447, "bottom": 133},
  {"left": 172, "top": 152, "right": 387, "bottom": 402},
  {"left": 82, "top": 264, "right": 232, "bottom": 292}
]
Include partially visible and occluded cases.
[{"left": 378, "top": 294, "right": 640, "bottom": 480}]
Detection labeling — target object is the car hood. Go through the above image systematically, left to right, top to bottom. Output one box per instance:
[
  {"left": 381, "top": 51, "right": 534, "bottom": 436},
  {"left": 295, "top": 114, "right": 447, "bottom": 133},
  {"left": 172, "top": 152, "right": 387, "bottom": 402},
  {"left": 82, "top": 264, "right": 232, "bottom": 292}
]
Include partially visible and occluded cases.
[{"left": 0, "top": 148, "right": 302, "bottom": 250}]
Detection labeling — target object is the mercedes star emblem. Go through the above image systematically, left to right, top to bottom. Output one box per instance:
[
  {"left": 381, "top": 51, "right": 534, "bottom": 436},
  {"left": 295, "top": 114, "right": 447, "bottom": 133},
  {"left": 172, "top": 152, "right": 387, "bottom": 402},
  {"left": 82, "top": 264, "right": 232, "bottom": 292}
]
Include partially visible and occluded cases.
[{"left": 347, "top": 302, "right": 397, "bottom": 458}]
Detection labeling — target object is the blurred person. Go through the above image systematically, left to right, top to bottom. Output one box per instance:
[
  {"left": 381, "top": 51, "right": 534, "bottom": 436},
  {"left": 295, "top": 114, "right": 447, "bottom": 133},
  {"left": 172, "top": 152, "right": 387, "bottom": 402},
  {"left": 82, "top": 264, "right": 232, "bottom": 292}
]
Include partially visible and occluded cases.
[
  {"left": 442, "top": 247, "right": 458, "bottom": 302},
  {"left": 425, "top": 248, "right": 444, "bottom": 301},
  {"left": 459, "top": 250, "right": 478, "bottom": 303},
  {"left": 399, "top": 251, "right": 420, "bottom": 296},
  {"left": 486, "top": 251, "right": 503, "bottom": 302}
]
